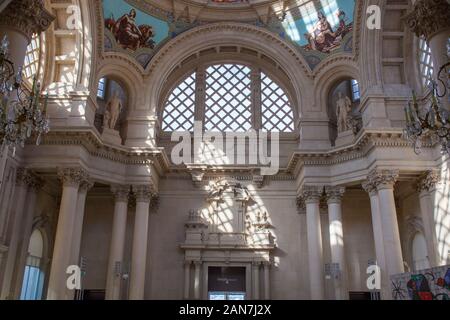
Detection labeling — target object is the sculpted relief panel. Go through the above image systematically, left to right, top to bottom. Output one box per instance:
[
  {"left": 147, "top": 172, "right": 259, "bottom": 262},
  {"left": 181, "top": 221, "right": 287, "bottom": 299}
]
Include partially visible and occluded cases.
[{"left": 184, "top": 179, "right": 274, "bottom": 249}]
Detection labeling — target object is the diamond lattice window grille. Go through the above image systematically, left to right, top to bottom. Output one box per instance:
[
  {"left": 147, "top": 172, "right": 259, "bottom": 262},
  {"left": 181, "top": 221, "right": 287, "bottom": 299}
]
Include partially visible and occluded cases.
[
  {"left": 205, "top": 64, "right": 252, "bottom": 132},
  {"left": 261, "top": 72, "right": 295, "bottom": 132},
  {"left": 162, "top": 73, "right": 197, "bottom": 132}
]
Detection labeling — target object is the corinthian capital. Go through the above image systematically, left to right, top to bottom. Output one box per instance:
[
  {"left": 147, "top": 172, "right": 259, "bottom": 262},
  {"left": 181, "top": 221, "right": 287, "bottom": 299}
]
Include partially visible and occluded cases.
[
  {"left": 0, "top": 0, "right": 55, "bottom": 40},
  {"left": 404, "top": 0, "right": 450, "bottom": 41},
  {"left": 15, "top": 168, "right": 32, "bottom": 187},
  {"left": 57, "top": 168, "right": 89, "bottom": 188},
  {"left": 367, "top": 169, "right": 399, "bottom": 190},
  {"left": 416, "top": 170, "right": 441, "bottom": 193},
  {"left": 28, "top": 174, "right": 44, "bottom": 192},
  {"left": 362, "top": 181, "right": 377, "bottom": 196},
  {"left": 111, "top": 184, "right": 131, "bottom": 202},
  {"left": 132, "top": 185, "right": 154, "bottom": 203},
  {"left": 300, "top": 185, "right": 323, "bottom": 203},
  {"left": 325, "top": 186, "right": 346, "bottom": 204}
]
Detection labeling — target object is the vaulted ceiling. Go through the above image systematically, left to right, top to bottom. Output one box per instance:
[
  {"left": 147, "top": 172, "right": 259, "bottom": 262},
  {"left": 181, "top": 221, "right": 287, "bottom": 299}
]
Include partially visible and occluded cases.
[{"left": 135, "top": 0, "right": 288, "bottom": 23}]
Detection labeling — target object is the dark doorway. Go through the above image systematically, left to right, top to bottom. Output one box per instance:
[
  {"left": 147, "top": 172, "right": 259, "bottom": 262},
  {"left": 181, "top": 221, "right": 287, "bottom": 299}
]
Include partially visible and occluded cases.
[{"left": 208, "top": 267, "right": 246, "bottom": 300}]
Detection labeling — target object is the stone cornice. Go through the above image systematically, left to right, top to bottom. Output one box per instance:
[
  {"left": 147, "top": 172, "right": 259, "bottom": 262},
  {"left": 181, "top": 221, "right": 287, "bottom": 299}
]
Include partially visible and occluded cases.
[
  {"left": 0, "top": 0, "right": 55, "bottom": 40},
  {"left": 404, "top": 0, "right": 450, "bottom": 41},
  {"left": 33, "top": 130, "right": 170, "bottom": 174},
  {"left": 287, "top": 130, "right": 434, "bottom": 171}
]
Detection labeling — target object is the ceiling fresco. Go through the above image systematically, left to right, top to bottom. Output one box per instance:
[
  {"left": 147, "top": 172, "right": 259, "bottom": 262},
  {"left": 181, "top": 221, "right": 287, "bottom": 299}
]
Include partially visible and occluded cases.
[{"left": 102, "top": 0, "right": 356, "bottom": 70}]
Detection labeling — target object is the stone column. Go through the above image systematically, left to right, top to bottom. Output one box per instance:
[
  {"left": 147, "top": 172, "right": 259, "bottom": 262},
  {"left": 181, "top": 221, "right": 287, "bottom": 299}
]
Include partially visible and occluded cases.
[
  {"left": 405, "top": 0, "right": 450, "bottom": 109},
  {"left": 0, "top": 1, "right": 54, "bottom": 192},
  {"left": 47, "top": 168, "right": 88, "bottom": 300},
  {"left": 0, "top": 169, "right": 32, "bottom": 299},
  {"left": 369, "top": 170, "right": 404, "bottom": 278},
  {"left": 416, "top": 170, "right": 441, "bottom": 267},
  {"left": 12, "top": 174, "right": 44, "bottom": 298},
  {"left": 70, "top": 181, "right": 93, "bottom": 266},
  {"left": 362, "top": 181, "right": 389, "bottom": 298},
  {"left": 105, "top": 185, "right": 130, "bottom": 300},
  {"left": 129, "top": 185, "right": 152, "bottom": 300},
  {"left": 301, "top": 186, "right": 325, "bottom": 300},
  {"left": 325, "top": 186, "right": 348, "bottom": 300},
  {"left": 184, "top": 261, "right": 191, "bottom": 300},
  {"left": 193, "top": 261, "right": 202, "bottom": 300},
  {"left": 252, "top": 261, "right": 260, "bottom": 300},
  {"left": 262, "top": 261, "right": 270, "bottom": 300}
]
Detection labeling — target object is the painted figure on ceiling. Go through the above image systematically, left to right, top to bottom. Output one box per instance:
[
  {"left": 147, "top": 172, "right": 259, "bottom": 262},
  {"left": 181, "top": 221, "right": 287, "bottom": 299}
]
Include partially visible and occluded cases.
[
  {"left": 106, "top": 8, "right": 155, "bottom": 51},
  {"left": 304, "top": 9, "right": 352, "bottom": 54}
]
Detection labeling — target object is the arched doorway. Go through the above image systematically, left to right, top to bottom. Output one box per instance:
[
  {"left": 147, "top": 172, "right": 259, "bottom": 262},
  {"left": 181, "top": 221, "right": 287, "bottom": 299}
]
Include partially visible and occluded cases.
[{"left": 20, "top": 229, "right": 45, "bottom": 300}]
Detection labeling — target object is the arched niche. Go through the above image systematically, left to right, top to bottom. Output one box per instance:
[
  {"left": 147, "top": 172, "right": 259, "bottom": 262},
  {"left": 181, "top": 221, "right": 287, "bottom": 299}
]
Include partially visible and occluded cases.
[
  {"left": 94, "top": 77, "right": 129, "bottom": 146},
  {"left": 327, "top": 78, "right": 362, "bottom": 146}
]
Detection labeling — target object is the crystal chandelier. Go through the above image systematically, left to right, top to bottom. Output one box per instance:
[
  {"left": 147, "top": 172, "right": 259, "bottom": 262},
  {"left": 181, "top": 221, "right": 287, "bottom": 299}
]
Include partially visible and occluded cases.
[
  {"left": 0, "top": 35, "right": 50, "bottom": 154},
  {"left": 404, "top": 62, "right": 450, "bottom": 155}
]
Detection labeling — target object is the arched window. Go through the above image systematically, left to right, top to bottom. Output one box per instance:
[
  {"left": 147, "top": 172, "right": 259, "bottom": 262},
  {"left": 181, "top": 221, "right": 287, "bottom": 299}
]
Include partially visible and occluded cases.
[
  {"left": 22, "top": 34, "right": 41, "bottom": 82},
  {"left": 419, "top": 37, "right": 434, "bottom": 88},
  {"left": 162, "top": 64, "right": 295, "bottom": 133},
  {"left": 20, "top": 229, "right": 45, "bottom": 300}
]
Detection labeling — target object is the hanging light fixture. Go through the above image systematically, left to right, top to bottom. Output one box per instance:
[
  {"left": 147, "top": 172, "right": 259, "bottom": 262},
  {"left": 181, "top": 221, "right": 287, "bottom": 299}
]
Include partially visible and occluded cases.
[
  {"left": 0, "top": 35, "right": 50, "bottom": 154},
  {"left": 404, "top": 62, "right": 450, "bottom": 155}
]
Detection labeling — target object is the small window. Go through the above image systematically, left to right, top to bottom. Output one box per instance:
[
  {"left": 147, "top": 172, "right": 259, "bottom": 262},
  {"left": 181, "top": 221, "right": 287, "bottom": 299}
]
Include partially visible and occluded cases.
[
  {"left": 22, "top": 34, "right": 40, "bottom": 82},
  {"left": 419, "top": 37, "right": 434, "bottom": 89},
  {"left": 97, "top": 78, "right": 107, "bottom": 99},
  {"left": 351, "top": 79, "right": 360, "bottom": 102}
]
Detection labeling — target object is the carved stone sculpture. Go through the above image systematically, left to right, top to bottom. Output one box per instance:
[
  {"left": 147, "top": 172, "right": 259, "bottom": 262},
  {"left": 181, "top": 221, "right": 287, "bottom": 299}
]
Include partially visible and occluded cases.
[
  {"left": 105, "top": 91, "right": 123, "bottom": 130},
  {"left": 336, "top": 92, "right": 353, "bottom": 133}
]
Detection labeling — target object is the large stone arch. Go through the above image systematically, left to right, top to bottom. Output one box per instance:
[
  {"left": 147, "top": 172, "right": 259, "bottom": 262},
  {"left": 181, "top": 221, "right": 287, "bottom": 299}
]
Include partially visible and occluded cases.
[
  {"left": 142, "top": 22, "right": 315, "bottom": 119},
  {"left": 96, "top": 53, "right": 145, "bottom": 113},
  {"left": 313, "top": 57, "right": 361, "bottom": 119}
]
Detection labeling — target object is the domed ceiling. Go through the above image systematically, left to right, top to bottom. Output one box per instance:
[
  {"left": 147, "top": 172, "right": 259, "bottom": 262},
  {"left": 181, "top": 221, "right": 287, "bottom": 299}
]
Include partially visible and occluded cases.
[{"left": 102, "top": 0, "right": 356, "bottom": 69}]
